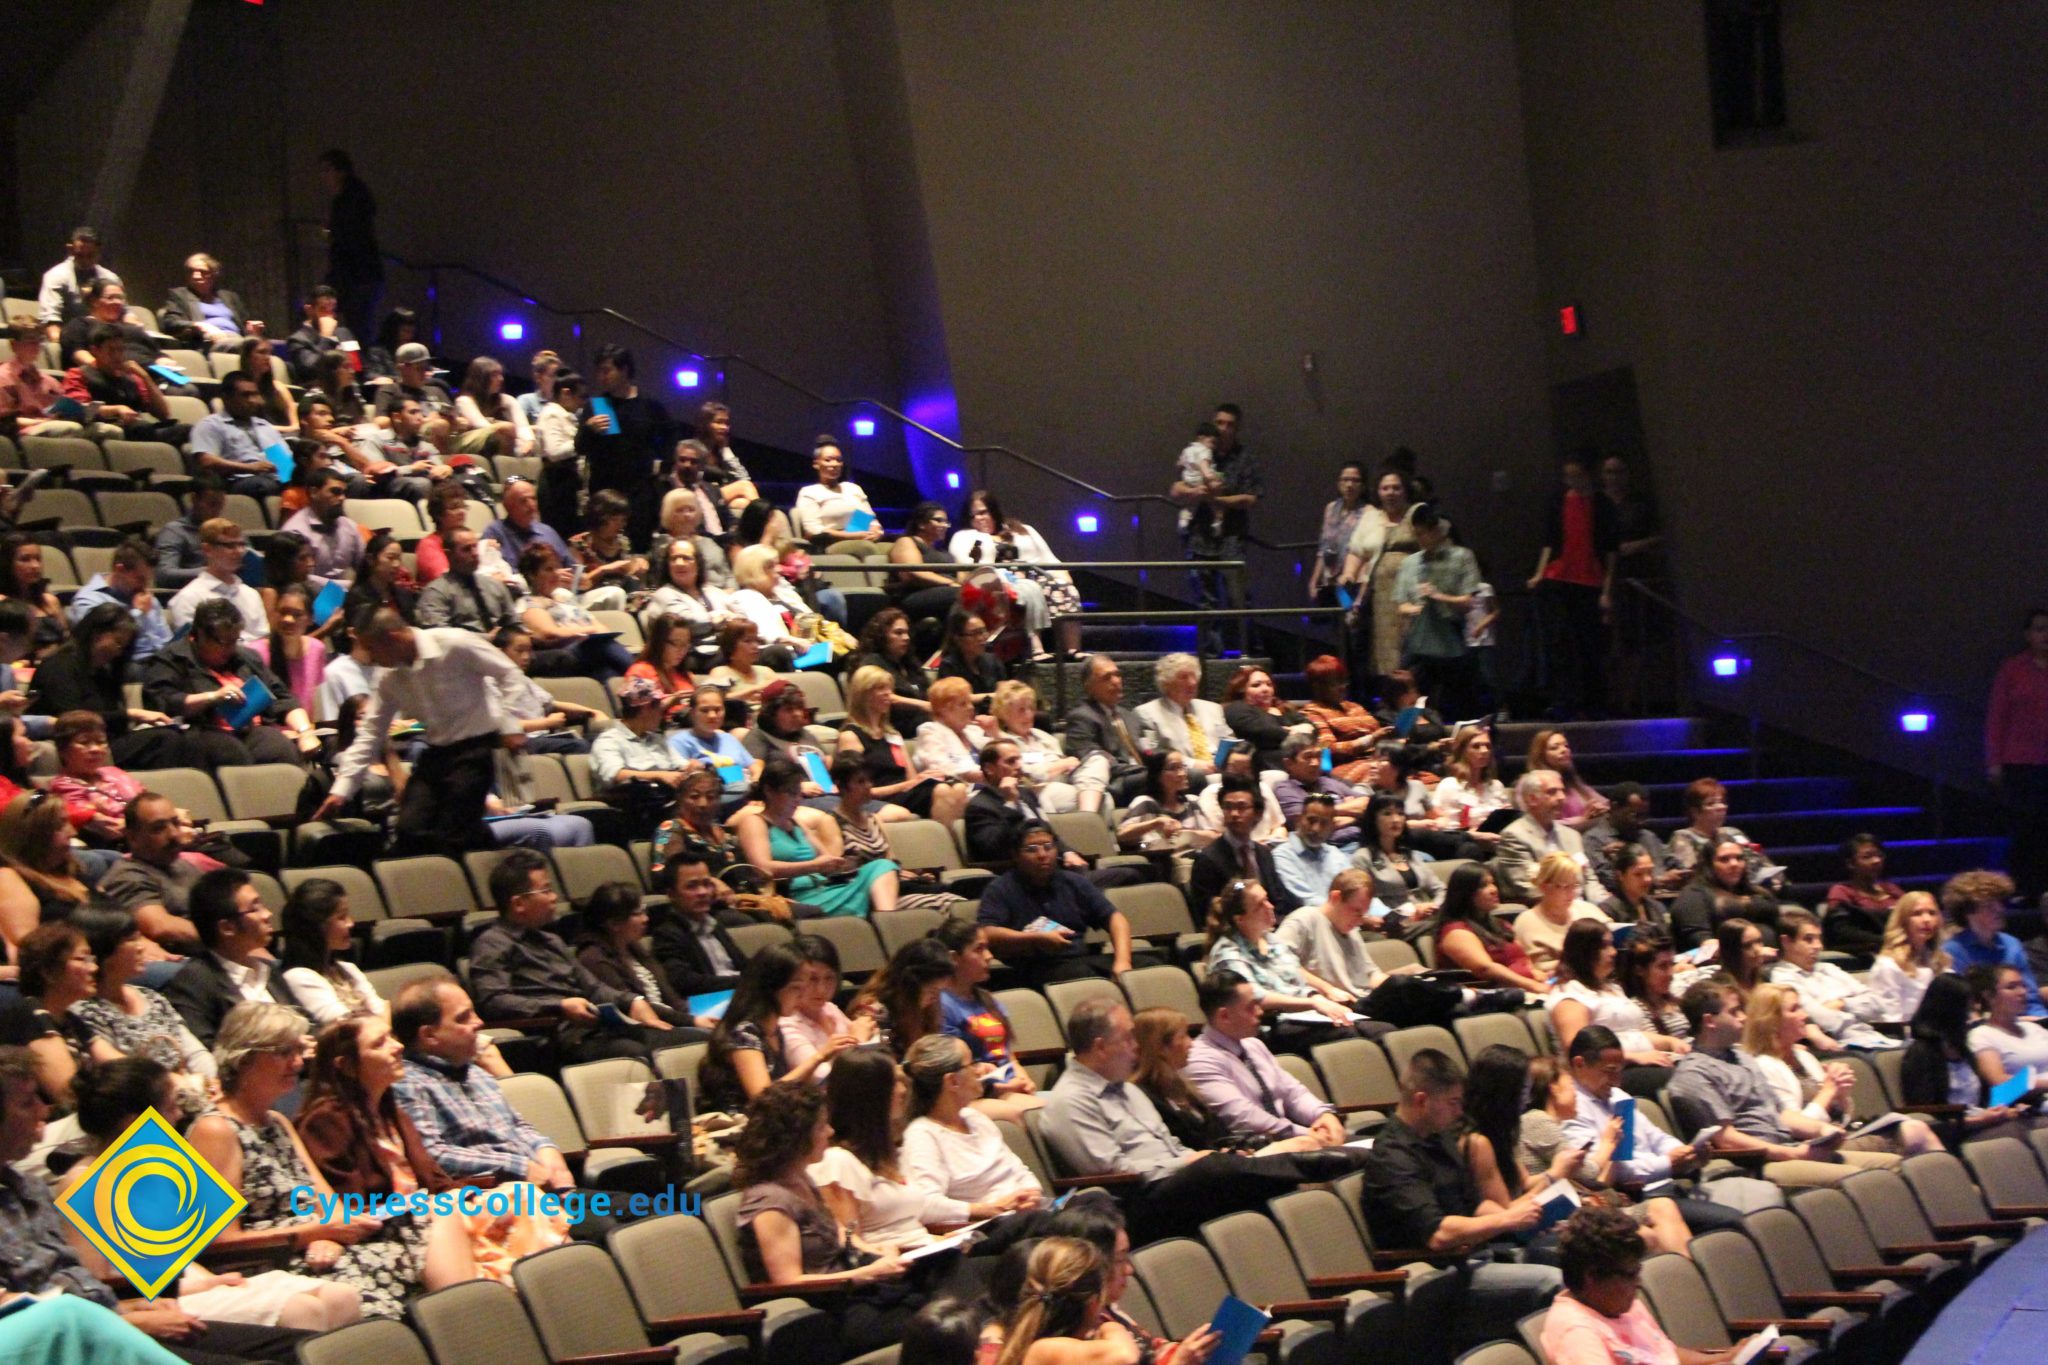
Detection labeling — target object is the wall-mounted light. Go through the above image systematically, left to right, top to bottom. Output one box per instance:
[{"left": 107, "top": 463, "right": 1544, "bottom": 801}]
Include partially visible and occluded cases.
[
  {"left": 498, "top": 321, "right": 524, "bottom": 342},
  {"left": 674, "top": 368, "right": 699, "bottom": 389},
  {"left": 851, "top": 418, "right": 876, "bottom": 437},
  {"left": 944, "top": 472, "right": 960, "bottom": 490},
  {"left": 1075, "top": 512, "right": 1099, "bottom": 534},
  {"left": 1710, "top": 655, "right": 1743, "bottom": 679},
  {"left": 1899, "top": 711, "right": 1932, "bottom": 734}
]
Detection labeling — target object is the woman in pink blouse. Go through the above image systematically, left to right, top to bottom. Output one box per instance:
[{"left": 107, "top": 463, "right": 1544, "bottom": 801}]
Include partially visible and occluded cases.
[{"left": 46, "top": 711, "right": 143, "bottom": 849}]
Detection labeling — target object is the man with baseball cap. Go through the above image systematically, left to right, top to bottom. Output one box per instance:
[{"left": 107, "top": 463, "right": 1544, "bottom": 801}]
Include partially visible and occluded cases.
[{"left": 373, "top": 340, "right": 456, "bottom": 432}]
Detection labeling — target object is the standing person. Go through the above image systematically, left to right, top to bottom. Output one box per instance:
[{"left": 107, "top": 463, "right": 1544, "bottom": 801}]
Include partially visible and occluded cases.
[
  {"left": 318, "top": 150, "right": 382, "bottom": 341},
  {"left": 575, "top": 345, "right": 670, "bottom": 546},
  {"left": 517, "top": 350, "right": 561, "bottom": 424},
  {"left": 1171, "top": 403, "right": 1260, "bottom": 652},
  {"left": 1527, "top": 452, "right": 1618, "bottom": 720},
  {"left": 1307, "top": 462, "right": 1369, "bottom": 605},
  {"left": 1339, "top": 466, "right": 1419, "bottom": 682},
  {"left": 1393, "top": 505, "right": 1480, "bottom": 721},
  {"left": 1987, "top": 608, "right": 2048, "bottom": 900},
  {"left": 312, "top": 609, "right": 528, "bottom": 857}
]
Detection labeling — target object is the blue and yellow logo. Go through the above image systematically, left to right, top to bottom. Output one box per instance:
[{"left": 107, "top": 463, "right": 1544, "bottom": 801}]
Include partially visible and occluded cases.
[{"left": 57, "top": 1107, "right": 245, "bottom": 1299}]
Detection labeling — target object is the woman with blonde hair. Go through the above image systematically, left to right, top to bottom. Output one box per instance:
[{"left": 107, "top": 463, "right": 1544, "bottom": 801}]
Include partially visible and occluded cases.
[
  {"left": 728, "top": 542, "right": 805, "bottom": 650},
  {"left": 839, "top": 664, "right": 969, "bottom": 824},
  {"left": 990, "top": 679, "right": 1080, "bottom": 811},
  {"left": 1432, "top": 726, "right": 1510, "bottom": 837},
  {"left": 0, "top": 792, "right": 91, "bottom": 968},
  {"left": 1511, "top": 851, "right": 1610, "bottom": 981},
  {"left": 1868, "top": 891, "right": 1949, "bottom": 1022},
  {"left": 1743, "top": 984, "right": 1938, "bottom": 1155},
  {"left": 993, "top": 1238, "right": 1147, "bottom": 1365}
]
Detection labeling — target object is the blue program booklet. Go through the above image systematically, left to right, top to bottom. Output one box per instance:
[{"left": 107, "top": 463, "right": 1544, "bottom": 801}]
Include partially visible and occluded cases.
[
  {"left": 147, "top": 362, "right": 189, "bottom": 387},
  {"left": 588, "top": 395, "right": 617, "bottom": 430},
  {"left": 262, "top": 441, "right": 295, "bottom": 484},
  {"left": 843, "top": 508, "right": 877, "bottom": 534},
  {"left": 240, "top": 548, "right": 267, "bottom": 587},
  {"left": 311, "top": 578, "right": 348, "bottom": 626},
  {"left": 1335, "top": 585, "right": 1355, "bottom": 609},
  {"left": 792, "top": 639, "right": 833, "bottom": 670},
  {"left": 218, "top": 675, "right": 274, "bottom": 731},
  {"left": 799, "top": 749, "right": 836, "bottom": 793},
  {"left": 687, "top": 990, "right": 734, "bottom": 1022},
  {"left": 1990, "top": 1066, "right": 2035, "bottom": 1109},
  {"left": 1611, "top": 1092, "right": 1636, "bottom": 1164},
  {"left": 1207, "top": 1296, "right": 1272, "bottom": 1365}
]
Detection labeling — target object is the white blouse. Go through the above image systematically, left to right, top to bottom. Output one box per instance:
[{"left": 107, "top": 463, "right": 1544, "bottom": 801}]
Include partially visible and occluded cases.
[
  {"left": 796, "top": 482, "right": 876, "bottom": 538},
  {"left": 642, "top": 581, "right": 735, "bottom": 637},
  {"left": 727, "top": 587, "right": 796, "bottom": 645},
  {"left": 913, "top": 720, "right": 983, "bottom": 778},
  {"left": 1432, "top": 776, "right": 1509, "bottom": 824},
  {"left": 1866, "top": 955, "right": 1938, "bottom": 1023},
  {"left": 283, "top": 961, "right": 387, "bottom": 1026},
  {"left": 1546, "top": 979, "right": 1653, "bottom": 1054},
  {"left": 1968, "top": 1020, "right": 2048, "bottom": 1080},
  {"left": 1752, "top": 1048, "right": 1838, "bottom": 1123},
  {"left": 900, "top": 1110, "right": 1043, "bottom": 1225},
  {"left": 808, "top": 1144, "right": 935, "bottom": 1247}
]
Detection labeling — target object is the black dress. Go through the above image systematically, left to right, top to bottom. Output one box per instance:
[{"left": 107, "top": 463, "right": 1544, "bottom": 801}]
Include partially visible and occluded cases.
[{"left": 840, "top": 724, "right": 935, "bottom": 818}]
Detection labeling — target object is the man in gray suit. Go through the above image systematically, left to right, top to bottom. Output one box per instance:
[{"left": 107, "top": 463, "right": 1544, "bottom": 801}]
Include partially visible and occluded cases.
[
  {"left": 1060, "top": 655, "right": 1156, "bottom": 814},
  {"left": 1492, "top": 769, "right": 1596, "bottom": 903}
]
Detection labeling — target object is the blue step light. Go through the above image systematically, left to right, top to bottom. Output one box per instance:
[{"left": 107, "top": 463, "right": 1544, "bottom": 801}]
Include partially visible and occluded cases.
[
  {"left": 498, "top": 320, "right": 524, "bottom": 342},
  {"left": 673, "top": 368, "right": 699, "bottom": 389},
  {"left": 851, "top": 417, "right": 876, "bottom": 437},
  {"left": 1075, "top": 511, "right": 1100, "bottom": 534},
  {"left": 1710, "top": 653, "right": 1744, "bottom": 678},
  {"left": 1899, "top": 710, "right": 1932, "bottom": 734}
]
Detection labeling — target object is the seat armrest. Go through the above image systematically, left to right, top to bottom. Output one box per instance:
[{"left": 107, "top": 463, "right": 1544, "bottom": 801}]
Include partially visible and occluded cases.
[
  {"left": 479, "top": 1013, "right": 559, "bottom": 1034},
  {"left": 1015, "top": 1047, "right": 1067, "bottom": 1065},
  {"left": 1330, "top": 1102, "right": 1394, "bottom": 1115},
  {"left": 1900, "top": 1104, "right": 1967, "bottom": 1117},
  {"left": 587, "top": 1132, "right": 685, "bottom": 1152},
  {"left": 1709, "top": 1148, "right": 1772, "bottom": 1170},
  {"left": 1049, "top": 1171, "right": 1145, "bottom": 1192},
  {"left": 1990, "top": 1205, "right": 2048, "bottom": 1219},
  {"left": 1934, "top": 1219, "right": 2026, "bottom": 1238},
  {"left": 1884, "top": 1241, "right": 1974, "bottom": 1257},
  {"left": 1371, "top": 1248, "right": 1465, "bottom": 1269},
  {"left": 1836, "top": 1263, "right": 1927, "bottom": 1282},
  {"left": 1306, "top": 1271, "right": 1408, "bottom": 1292},
  {"left": 738, "top": 1277, "right": 853, "bottom": 1301},
  {"left": 1782, "top": 1291, "right": 1886, "bottom": 1309},
  {"left": 1263, "top": 1299, "right": 1350, "bottom": 1320},
  {"left": 647, "top": 1309, "right": 766, "bottom": 1335},
  {"left": 1725, "top": 1319, "right": 1835, "bottom": 1335},
  {"left": 557, "top": 1350, "right": 678, "bottom": 1365}
]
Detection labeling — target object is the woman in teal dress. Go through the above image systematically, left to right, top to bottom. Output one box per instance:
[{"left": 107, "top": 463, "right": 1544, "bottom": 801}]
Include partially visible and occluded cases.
[{"left": 732, "top": 759, "right": 902, "bottom": 916}]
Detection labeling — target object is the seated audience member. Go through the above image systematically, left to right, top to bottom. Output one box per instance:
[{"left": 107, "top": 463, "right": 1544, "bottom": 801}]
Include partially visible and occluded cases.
[
  {"left": 38, "top": 226, "right": 118, "bottom": 334},
  {"left": 160, "top": 251, "right": 259, "bottom": 348},
  {"left": 56, "top": 278, "right": 157, "bottom": 368},
  {"left": 284, "top": 285, "right": 354, "bottom": 381},
  {"left": 365, "top": 308, "right": 422, "bottom": 383},
  {"left": 0, "top": 318, "right": 84, "bottom": 437},
  {"left": 62, "top": 321, "right": 188, "bottom": 443},
  {"left": 232, "top": 335, "right": 298, "bottom": 428},
  {"left": 372, "top": 343, "right": 456, "bottom": 436},
  {"left": 450, "top": 356, "right": 533, "bottom": 457},
  {"left": 529, "top": 364, "right": 581, "bottom": 524},
  {"left": 189, "top": 372, "right": 287, "bottom": 496},
  {"left": 367, "top": 394, "right": 453, "bottom": 489},
  {"left": 793, "top": 433, "right": 881, "bottom": 542},
  {"left": 667, "top": 440, "right": 727, "bottom": 536},
  {"left": 279, "top": 469, "right": 364, "bottom": 581},
  {"left": 153, "top": 476, "right": 227, "bottom": 591},
  {"left": 483, "top": 477, "right": 574, "bottom": 582},
  {"left": 412, "top": 482, "right": 469, "bottom": 586},
  {"left": 651, "top": 484, "right": 735, "bottom": 584},
  {"left": 568, "top": 489, "right": 649, "bottom": 602},
  {"left": 886, "top": 501, "right": 963, "bottom": 624},
  {"left": 166, "top": 519, "right": 269, "bottom": 640},
  {"left": 416, "top": 528, "right": 520, "bottom": 634},
  {"left": 256, "top": 532, "right": 323, "bottom": 632},
  {"left": 337, "top": 532, "right": 416, "bottom": 639},
  {"left": 0, "top": 535, "right": 63, "bottom": 657},
  {"left": 641, "top": 537, "right": 731, "bottom": 663},
  {"left": 67, "top": 538, "right": 171, "bottom": 663},
  {"left": 723, "top": 543, "right": 809, "bottom": 658},
  {"left": 517, "top": 544, "right": 634, "bottom": 680},
  {"left": 265, "top": 585, "right": 328, "bottom": 715},
  {"left": 146, "top": 599, "right": 319, "bottom": 766},
  {"left": 848, "top": 608, "right": 934, "bottom": 731},
  {"left": 934, "top": 609, "right": 1004, "bottom": 703},
  {"left": 624, "top": 613, "right": 698, "bottom": 728},
  {"left": 706, "top": 618, "right": 783, "bottom": 718},
  {"left": 487, "top": 626, "right": 595, "bottom": 755},
  {"left": 1298, "top": 652, "right": 1385, "bottom": 784},
  {"left": 1134, "top": 653, "right": 1233, "bottom": 782},
  {"left": 1061, "top": 655, "right": 1155, "bottom": 814},
  {"left": 840, "top": 664, "right": 972, "bottom": 825},
  {"left": 1218, "top": 665, "right": 1310, "bottom": 773},
  {"left": 915, "top": 676, "right": 989, "bottom": 779},
  {"left": 590, "top": 677, "right": 696, "bottom": 831},
  {"left": 743, "top": 678, "right": 826, "bottom": 776},
  {"left": 989, "top": 680, "right": 1081, "bottom": 810},
  {"left": 672, "top": 685, "right": 756, "bottom": 779},
  {"left": 46, "top": 709, "right": 142, "bottom": 854},
  {"left": 0, "top": 713, "right": 28, "bottom": 807},
  {"left": 1430, "top": 725, "right": 1508, "bottom": 843},
  {"left": 1273, "top": 735, "right": 1368, "bottom": 838},
  {"left": 963, "top": 738, "right": 1094, "bottom": 868},
  {"left": 1116, "top": 747, "right": 1217, "bottom": 861},
  {"left": 649, "top": 767, "right": 748, "bottom": 885},
  {"left": 1494, "top": 769, "right": 1598, "bottom": 904},
  {"left": 1188, "top": 775, "right": 1303, "bottom": 917},
  {"left": 1665, "top": 778, "right": 1778, "bottom": 890},
  {"left": 1582, "top": 782, "right": 1676, "bottom": 892},
  {"left": 1272, "top": 792, "right": 1354, "bottom": 906},
  {"left": 1352, "top": 792, "right": 1446, "bottom": 919},
  {"left": 94, "top": 793, "right": 208, "bottom": 955},
  {"left": 0, "top": 798, "right": 93, "bottom": 967},
  {"left": 978, "top": 822, "right": 1150, "bottom": 988},
  {"left": 1823, "top": 833, "right": 1905, "bottom": 956},
  {"left": 1669, "top": 836, "right": 1781, "bottom": 951},
  {"left": 1598, "top": 843, "right": 1669, "bottom": 930},
  {"left": 470, "top": 849, "right": 681, "bottom": 1064},
  {"left": 1513, "top": 853, "right": 1612, "bottom": 981},
  {"left": 1434, "top": 863, "right": 1550, "bottom": 996},
  {"left": 1274, "top": 868, "right": 1406, "bottom": 996},
  {"left": 1938, "top": 868, "right": 2044, "bottom": 1013},
  {"left": 163, "top": 870, "right": 310, "bottom": 1047},
  {"left": 277, "top": 878, "right": 385, "bottom": 1026},
  {"left": 1204, "top": 878, "right": 1384, "bottom": 1047},
  {"left": 574, "top": 882, "right": 697, "bottom": 1025},
  {"left": 1866, "top": 891, "right": 1947, "bottom": 1022},
  {"left": 68, "top": 905, "right": 215, "bottom": 1104},
  {"left": 1767, "top": 909, "right": 1896, "bottom": 1049},
  {"left": 1706, "top": 918, "right": 1771, "bottom": 1001},
  {"left": 932, "top": 919, "right": 1040, "bottom": 1107},
  {"left": 1547, "top": 920, "right": 1686, "bottom": 1097},
  {"left": 1, "top": 923, "right": 104, "bottom": 1112},
  {"left": 1620, "top": 930, "right": 1691, "bottom": 1045},
  {"left": 778, "top": 935, "right": 875, "bottom": 1081},
  {"left": 847, "top": 940, "right": 957, "bottom": 1061},
  {"left": 700, "top": 942, "right": 851, "bottom": 1113},
  {"left": 1967, "top": 963, "right": 2048, "bottom": 1105},
  {"left": 1185, "top": 969, "right": 1367, "bottom": 1152},
  {"left": 385, "top": 972, "right": 574, "bottom": 1196},
  {"left": 1899, "top": 973, "right": 2040, "bottom": 1142},
  {"left": 1666, "top": 982, "right": 1897, "bottom": 1188},
  {"left": 1744, "top": 983, "right": 1937, "bottom": 1156},
  {"left": 1041, "top": 998, "right": 1342, "bottom": 1243},
  {"left": 188, "top": 1001, "right": 443, "bottom": 1321},
  {"left": 1133, "top": 1004, "right": 1337, "bottom": 1157},
  {"left": 300, "top": 1014, "right": 571, "bottom": 1283},
  {"left": 901, "top": 1033, "right": 1049, "bottom": 1220},
  {"left": 0, "top": 1043, "right": 348, "bottom": 1362},
  {"left": 1464, "top": 1043, "right": 1693, "bottom": 1258},
  {"left": 811, "top": 1047, "right": 945, "bottom": 1251},
  {"left": 1359, "top": 1048, "right": 1561, "bottom": 1357},
  {"left": 735, "top": 1082, "right": 920, "bottom": 1355},
  {"left": 1542, "top": 1204, "right": 1771, "bottom": 1365}
]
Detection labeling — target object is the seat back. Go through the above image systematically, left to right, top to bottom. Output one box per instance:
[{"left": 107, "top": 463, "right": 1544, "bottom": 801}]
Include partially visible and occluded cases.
[
  {"left": 23, "top": 434, "right": 104, "bottom": 471},
  {"left": 222, "top": 493, "right": 270, "bottom": 532},
  {"left": 344, "top": 498, "right": 425, "bottom": 541},
  {"left": 590, "top": 610, "right": 645, "bottom": 653},
  {"left": 788, "top": 669, "right": 845, "bottom": 722},
  {"left": 537, "top": 674, "right": 617, "bottom": 718},
  {"left": 562, "top": 752, "right": 597, "bottom": 799},
  {"left": 518, "top": 754, "right": 581, "bottom": 809},
  {"left": 217, "top": 763, "right": 308, "bottom": 822},
  {"left": 145, "top": 767, "right": 230, "bottom": 823},
  {"left": 1046, "top": 810, "right": 1118, "bottom": 860},
  {"left": 883, "top": 819, "right": 963, "bottom": 873},
  {"left": 551, "top": 843, "right": 643, "bottom": 907},
  {"left": 462, "top": 847, "right": 565, "bottom": 906},
  {"left": 374, "top": 856, "right": 480, "bottom": 921},
  {"left": 282, "top": 865, "right": 387, "bottom": 923},
  {"left": 1107, "top": 882, "right": 1197, "bottom": 941},
  {"left": 874, "top": 906, "right": 943, "bottom": 958},
  {"left": 805, "top": 916, "right": 887, "bottom": 979},
  {"left": 729, "top": 921, "right": 797, "bottom": 960},
  {"left": 1363, "top": 938, "right": 1422, "bottom": 973},
  {"left": 366, "top": 962, "right": 455, "bottom": 1003},
  {"left": 1120, "top": 964, "right": 1200, "bottom": 1021},
  {"left": 1044, "top": 976, "right": 1125, "bottom": 1035},
  {"left": 995, "top": 987, "right": 1067, "bottom": 1056},
  {"left": 1454, "top": 1011, "right": 1537, "bottom": 1061},
  {"left": 1382, "top": 1024, "right": 1465, "bottom": 1077},
  {"left": 1311, "top": 1037, "right": 1400, "bottom": 1111},
  {"left": 653, "top": 1040, "right": 709, "bottom": 1089},
  {"left": 1869, "top": 1047, "right": 1907, "bottom": 1108},
  {"left": 1276, "top": 1052, "right": 1330, "bottom": 1103},
  {"left": 1834, "top": 1055, "right": 1891, "bottom": 1124},
  {"left": 560, "top": 1057, "right": 656, "bottom": 1141},
  {"left": 498, "top": 1072, "right": 588, "bottom": 1159},
  {"left": 995, "top": 1117, "right": 1053, "bottom": 1189},
  {"left": 1965, "top": 1135, "right": 2048, "bottom": 1211},
  {"left": 1901, "top": 1150, "right": 1993, "bottom": 1224},
  {"left": 1842, "top": 1169, "right": 1936, "bottom": 1246},
  {"left": 1788, "top": 1187, "right": 1884, "bottom": 1270},
  {"left": 1267, "top": 1188, "right": 1375, "bottom": 1280},
  {"left": 703, "top": 1191, "right": 751, "bottom": 1284},
  {"left": 1744, "top": 1208, "right": 1835, "bottom": 1297},
  {"left": 1202, "top": 1210, "right": 1312, "bottom": 1304},
  {"left": 608, "top": 1213, "right": 743, "bottom": 1317},
  {"left": 1690, "top": 1229, "right": 1787, "bottom": 1325},
  {"left": 1132, "top": 1238, "right": 1237, "bottom": 1338},
  {"left": 510, "top": 1243, "right": 652, "bottom": 1358},
  {"left": 1638, "top": 1252, "right": 1734, "bottom": 1350},
  {"left": 407, "top": 1279, "right": 552, "bottom": 1365},
  {"left": 1517, "top": 1309, "right": 1551, "bottom": 1365},
  {"left": 297, "top": 1319, "right": 432, "bottom": 1365},
  {"left": 1456, "top": 1345, "right": 1536, "bottom": 1365}
]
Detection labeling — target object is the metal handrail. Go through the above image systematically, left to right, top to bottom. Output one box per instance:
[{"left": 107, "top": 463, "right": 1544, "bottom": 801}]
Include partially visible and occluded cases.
[{"left": 1047, "top": 606, "right": 1350, "bottom": 711}]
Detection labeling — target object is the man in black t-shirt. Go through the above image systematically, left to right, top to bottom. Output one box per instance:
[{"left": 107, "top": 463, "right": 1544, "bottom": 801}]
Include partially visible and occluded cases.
[{"left": 575, "top": 344, "right": 671, "bottom": 544}]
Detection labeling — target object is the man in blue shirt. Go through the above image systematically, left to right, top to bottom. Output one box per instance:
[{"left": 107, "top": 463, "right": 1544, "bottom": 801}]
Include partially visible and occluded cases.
[
  {"left": 188, "top": 371, "right": 285, "bottom": 495},
  {"left": 66, "top": 536, "right": 171, "bottom": 660},
  {"left": 1273, "top": 793, "right": 1353, "bottom": 905},
  {"left": 1941, "top": 870, "right": 2045, "bottom": 1014}
]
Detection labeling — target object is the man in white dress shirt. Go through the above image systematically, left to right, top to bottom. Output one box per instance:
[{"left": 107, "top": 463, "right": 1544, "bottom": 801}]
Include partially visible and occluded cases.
[{"left": 165, "top": 518, "right": 268, "bottom": 641}]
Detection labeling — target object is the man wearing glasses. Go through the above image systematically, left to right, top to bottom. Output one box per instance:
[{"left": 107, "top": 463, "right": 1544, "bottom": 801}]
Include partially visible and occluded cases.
[
  {"left": 188, "top": 371, "right": 286, "bottom": 496},
  {"left": 165, "top": 517, "right": 268, "bottom": 641},
  {"left": 143, "top": 598, "right": 320, "bottom": 768},
  {"left": 164, "top": 869, "right": 311, "bottom": 1047}
]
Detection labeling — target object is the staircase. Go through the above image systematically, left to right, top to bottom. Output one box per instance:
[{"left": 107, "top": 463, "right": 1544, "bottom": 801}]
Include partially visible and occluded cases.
[{"left": 1493, "top": 715, "right": 2007, "bottom": 905}]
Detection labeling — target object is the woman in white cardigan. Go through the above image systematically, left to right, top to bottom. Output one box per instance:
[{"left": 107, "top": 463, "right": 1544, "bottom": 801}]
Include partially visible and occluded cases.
[
  {"left": 913, "top": 678, "right": 990, "bottom": 779},
  {"left": 1866, "top": 892, "right": 1949, "bottom": 1022}
]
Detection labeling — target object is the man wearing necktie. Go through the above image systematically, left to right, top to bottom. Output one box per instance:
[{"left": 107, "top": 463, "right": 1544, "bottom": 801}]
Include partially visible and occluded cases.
[
  {"left": 1136, "top": 653, "right": 1235, "bottom": 785},
  {"left": 1190, "top": 775, "right": 1303, "bottom": 918},
  {"left": 1184, "top": 969, "right": 1376, "bottom": 1158}
]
